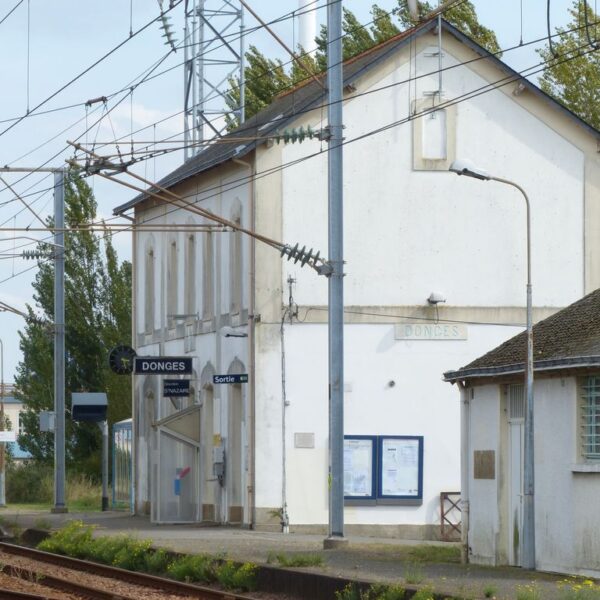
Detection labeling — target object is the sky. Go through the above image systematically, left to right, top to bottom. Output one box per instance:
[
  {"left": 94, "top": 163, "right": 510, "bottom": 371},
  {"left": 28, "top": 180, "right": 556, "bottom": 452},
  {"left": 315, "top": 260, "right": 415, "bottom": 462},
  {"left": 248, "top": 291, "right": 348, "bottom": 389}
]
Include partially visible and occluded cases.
[{"left": 0, "top": 0, "right": 577, "bottom": 381}]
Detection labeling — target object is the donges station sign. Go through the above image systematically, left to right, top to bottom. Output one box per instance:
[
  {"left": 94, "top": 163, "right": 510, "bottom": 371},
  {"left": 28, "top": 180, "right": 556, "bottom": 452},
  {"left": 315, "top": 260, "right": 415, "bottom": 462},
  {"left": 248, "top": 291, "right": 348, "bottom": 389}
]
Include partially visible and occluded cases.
[{"left": 134, "top": 357, "right": 193, "bottom": 374}]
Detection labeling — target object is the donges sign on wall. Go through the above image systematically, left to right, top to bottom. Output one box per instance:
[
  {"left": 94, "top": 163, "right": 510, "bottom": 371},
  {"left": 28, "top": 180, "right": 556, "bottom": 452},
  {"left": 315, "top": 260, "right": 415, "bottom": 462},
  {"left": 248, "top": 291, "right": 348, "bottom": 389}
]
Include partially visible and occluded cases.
[
  {"left": 394, "top": 323, "right": 467, "bottom": 341},
  {"left": 134, "top": 357, "right": 193, "bottom": 374}
]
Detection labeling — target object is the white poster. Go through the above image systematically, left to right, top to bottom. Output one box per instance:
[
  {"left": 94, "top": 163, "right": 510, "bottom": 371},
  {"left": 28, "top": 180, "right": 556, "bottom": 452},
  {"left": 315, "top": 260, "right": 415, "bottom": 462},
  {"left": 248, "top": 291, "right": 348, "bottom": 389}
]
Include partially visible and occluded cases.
[
  {"left": 344, "top": 438, "right": 373, "bottom": 497},
  {"left": 380, "top": 438, "right": 420, "bottom": 497}
]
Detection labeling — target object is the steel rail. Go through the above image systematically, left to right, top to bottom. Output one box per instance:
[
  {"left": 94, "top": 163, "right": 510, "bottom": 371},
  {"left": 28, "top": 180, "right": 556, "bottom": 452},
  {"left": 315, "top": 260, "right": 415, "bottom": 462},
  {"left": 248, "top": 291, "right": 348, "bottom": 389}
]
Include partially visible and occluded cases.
[
  {"left": 0, "top": 543, "right": 254, "bottom": 600},
  {"left": 2, "top": 564, "right": 136, "bottom": 599},
  {"left": 0, "top": 589, "right": 49, "bottom": 600}
]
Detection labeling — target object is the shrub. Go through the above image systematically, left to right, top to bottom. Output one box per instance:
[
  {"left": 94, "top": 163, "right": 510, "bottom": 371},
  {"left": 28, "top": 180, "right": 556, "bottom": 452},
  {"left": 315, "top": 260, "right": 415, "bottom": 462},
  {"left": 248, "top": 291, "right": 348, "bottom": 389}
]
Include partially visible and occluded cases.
[
  {"left": 6, "top": 463, "right": 53, "bottom": 503},
  {"left": 38, "top": 520, "right": 95, "bottom": 558},
  {"left": 143, "top": 548, "right": 171, "bottom": 575},
  {"left": 167, "top": 554, "right": 215, "bottom": 584},
  {"left": 215, "top": 560, "right": 257, "bottom": 591},
  {"left": 335, "top": 583, "right": 405, "bottom": 600},
  {"left": 411, "top": 586, "right": 435, "bottom": 600}
]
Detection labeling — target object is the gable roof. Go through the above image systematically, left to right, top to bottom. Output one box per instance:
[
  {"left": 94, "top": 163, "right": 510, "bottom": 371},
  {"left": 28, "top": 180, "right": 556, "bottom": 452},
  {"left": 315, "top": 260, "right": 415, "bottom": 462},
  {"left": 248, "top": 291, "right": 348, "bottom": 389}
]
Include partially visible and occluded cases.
[
  {"left": 114, "top": 19, "right": 600, "bottom": 215},
  {"left": 444, "top": 288, "right": 600, "bottom": 382}
]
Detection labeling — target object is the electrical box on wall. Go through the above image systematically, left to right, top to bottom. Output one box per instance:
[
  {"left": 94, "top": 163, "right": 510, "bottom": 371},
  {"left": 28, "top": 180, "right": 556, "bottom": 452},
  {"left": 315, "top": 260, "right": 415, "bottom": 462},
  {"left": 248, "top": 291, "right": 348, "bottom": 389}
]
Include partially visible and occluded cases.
[
  {"left": 39, "top": 410, "right": 55, "bottom": 432},
  {"left": 213, "top": 444, "right": 225, "bottom": 482}
]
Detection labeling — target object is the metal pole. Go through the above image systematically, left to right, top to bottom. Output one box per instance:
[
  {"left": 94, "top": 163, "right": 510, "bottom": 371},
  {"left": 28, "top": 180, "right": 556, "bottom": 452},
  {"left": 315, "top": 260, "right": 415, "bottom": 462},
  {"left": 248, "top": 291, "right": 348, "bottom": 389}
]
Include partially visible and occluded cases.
[
  {"left": 324, "top": 0, "right": 345, "bottom": 546},
  {"left": 239, "top": 2, "right": 245, "bottom": 124},
  {"left": 53, "top": 169, "right": 67, "bottom": 513},
  {"left": 491, "top": 176, "right": 534, "bottom": 569},
  {"left": 0, "top": 339, "right": 5, "bottom": 507},
  {"left": 100, "top": 420, "right": 109, "bottom": 511}
]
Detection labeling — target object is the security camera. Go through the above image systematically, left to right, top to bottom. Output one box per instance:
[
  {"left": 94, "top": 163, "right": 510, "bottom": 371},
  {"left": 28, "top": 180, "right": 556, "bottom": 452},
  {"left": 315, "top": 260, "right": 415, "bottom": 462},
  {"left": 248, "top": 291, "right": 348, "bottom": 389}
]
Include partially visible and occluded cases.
[{"left": 427, "top": 292, "right": 446, "bottom": 305}]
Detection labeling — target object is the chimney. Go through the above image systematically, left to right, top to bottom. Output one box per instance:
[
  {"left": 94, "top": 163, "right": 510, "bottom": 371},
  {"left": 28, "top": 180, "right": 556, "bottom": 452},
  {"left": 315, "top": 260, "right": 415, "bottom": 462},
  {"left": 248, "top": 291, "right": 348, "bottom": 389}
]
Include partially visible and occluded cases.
[{"left": 298, "top": 0, "right": 317, "bottom": 55}]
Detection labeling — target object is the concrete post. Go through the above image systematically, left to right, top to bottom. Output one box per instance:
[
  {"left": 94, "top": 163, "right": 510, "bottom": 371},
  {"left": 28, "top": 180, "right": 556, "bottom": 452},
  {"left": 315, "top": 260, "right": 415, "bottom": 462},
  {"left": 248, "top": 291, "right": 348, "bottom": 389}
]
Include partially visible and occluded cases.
[
  {"left": 324, "top": 0, "right": 346, "bottom": 547},
  {"left": 53, "top": 169, "right": 67, "bottom": 513}
]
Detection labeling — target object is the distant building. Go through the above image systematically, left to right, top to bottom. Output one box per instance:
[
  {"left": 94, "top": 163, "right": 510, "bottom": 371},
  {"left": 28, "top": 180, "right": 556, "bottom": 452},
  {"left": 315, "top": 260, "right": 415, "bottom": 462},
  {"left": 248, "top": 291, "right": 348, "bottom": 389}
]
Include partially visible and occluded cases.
[
  {"left": 115, "top": 18, "right": 600, "bottom": 536},
  {"left": 445, "top": 288, "right": 600, "bottom": 575},
  {"left": 1, "top": 392, "right": 32, "bottom": 463}
]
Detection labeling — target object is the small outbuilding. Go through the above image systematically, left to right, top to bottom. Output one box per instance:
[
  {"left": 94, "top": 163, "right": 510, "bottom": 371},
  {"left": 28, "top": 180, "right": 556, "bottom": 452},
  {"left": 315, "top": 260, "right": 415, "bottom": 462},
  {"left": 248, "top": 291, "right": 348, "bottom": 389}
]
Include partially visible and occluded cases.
[{"left": 444, "top": 288, "right": 600, "bottom": 576}]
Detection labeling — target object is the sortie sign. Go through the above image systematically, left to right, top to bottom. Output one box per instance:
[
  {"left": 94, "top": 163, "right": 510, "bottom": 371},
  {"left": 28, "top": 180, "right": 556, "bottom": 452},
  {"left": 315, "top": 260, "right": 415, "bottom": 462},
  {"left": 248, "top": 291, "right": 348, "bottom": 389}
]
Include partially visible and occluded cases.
[
  {"left": 134, "top": 357, "right": 193, "bottom": 374},
  {"left": 213, "top": 374, "right": 249, "bottom": 384}
]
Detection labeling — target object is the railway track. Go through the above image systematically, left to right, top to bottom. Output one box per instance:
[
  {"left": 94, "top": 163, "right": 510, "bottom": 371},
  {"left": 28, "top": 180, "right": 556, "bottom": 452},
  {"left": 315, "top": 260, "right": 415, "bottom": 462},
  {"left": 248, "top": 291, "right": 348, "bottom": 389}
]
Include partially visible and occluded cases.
[{"left": 0, "top": 541, "right": 256, "bottom": 600}]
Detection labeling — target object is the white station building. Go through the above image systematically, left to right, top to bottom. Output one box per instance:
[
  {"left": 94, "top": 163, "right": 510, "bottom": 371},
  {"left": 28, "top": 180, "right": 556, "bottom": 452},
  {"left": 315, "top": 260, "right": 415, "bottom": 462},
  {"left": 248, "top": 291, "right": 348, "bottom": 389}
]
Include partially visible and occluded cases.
[{"left": 114, "top": 19, "right": 600, "bottom": 537}]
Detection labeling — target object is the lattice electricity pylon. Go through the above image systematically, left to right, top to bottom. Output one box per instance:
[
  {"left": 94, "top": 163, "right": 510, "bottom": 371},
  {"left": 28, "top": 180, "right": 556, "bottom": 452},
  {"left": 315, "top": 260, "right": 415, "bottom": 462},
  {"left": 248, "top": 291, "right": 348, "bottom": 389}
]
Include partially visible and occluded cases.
[{"left": 184, "top": 0, "right": 245, "bottom": 160}]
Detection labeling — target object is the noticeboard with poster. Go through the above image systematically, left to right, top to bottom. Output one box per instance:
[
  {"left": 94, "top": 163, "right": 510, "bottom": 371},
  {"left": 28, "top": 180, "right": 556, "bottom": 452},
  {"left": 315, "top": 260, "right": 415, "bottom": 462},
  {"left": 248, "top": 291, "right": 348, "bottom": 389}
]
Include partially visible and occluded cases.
[
  {"left": 344, "top": 435, "right": 424, "bottom": 504},
  {"left": 343, "top": 436, "right": 376, "bottom": 500},
  {"left": 378, "top": 436, "right": 423, "bottom": 500}
]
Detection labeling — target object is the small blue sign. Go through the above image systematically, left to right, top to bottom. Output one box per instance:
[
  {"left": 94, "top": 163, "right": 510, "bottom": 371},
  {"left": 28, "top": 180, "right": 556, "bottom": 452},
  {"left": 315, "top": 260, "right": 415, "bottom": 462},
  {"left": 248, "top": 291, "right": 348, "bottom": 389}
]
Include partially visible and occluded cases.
[{"left": 213, "top": 374, "right": 249, "bottom": 384}]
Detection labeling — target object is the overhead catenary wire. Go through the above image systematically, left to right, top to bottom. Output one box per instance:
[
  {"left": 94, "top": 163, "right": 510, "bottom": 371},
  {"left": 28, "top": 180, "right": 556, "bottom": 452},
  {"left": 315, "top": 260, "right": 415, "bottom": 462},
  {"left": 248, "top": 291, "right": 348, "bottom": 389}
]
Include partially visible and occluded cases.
[
  {"left": 0, "top": 0, "right": 24, "bottom": 28},
  {"left": 0, "top": 0, "right": 184, "bottom": 140},
  {"left": 0, "top": 6, "right": 596, "bottom": 255},
  {"left": 1, "top": 37, "right": 594, "bottom": 295}
]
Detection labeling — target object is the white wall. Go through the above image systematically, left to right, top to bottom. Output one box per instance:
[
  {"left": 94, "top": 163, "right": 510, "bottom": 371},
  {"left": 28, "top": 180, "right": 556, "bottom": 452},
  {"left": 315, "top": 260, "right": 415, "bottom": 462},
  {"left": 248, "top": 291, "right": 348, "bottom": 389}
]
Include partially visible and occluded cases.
[
  {"left": 280, "top": 41, "right": 584, "bottom": 309},
  {"left": 279, "top": 322, "right": 520, "bottom": 526},
  {"left": 467, "top": 383, "right": 501, "bottom": 564}
]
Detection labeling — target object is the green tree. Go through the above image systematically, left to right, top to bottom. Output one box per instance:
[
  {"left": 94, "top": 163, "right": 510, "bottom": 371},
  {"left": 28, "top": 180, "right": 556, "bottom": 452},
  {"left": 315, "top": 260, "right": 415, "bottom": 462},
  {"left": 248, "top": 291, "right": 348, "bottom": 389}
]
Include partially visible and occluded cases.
[
  {"left": 538, "top": 0, "right": 600, "bottom": 129},
  {"left": 397, "top": 1, "right": 500, "bottom": 55},
  {"left": 226, "top": 2, "right": 499, "bottom": 126},
  {"left": 14, "top": 172, "right": 132, "bottom": 473}
]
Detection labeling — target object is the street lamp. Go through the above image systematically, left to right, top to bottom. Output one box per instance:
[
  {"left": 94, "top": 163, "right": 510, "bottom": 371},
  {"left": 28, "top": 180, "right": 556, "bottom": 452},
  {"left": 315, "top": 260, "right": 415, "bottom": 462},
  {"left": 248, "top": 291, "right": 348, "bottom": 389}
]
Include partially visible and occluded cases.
[{"left": 449, "top": 158, "right": 535, "bottom": 570}]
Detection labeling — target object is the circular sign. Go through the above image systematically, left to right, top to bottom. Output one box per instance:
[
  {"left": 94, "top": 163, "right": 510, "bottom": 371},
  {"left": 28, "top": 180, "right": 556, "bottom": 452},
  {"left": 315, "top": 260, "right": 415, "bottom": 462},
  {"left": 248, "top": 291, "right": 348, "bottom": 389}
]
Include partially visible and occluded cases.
[{"left": 108, "top": 345, "right": 137, "bottom": 375}]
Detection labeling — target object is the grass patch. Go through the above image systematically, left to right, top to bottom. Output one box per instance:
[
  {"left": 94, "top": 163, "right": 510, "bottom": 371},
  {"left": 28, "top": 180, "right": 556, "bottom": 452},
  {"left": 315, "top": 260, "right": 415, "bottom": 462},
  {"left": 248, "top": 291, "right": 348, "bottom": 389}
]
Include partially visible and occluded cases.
[
  {"left": 6, "top": 463, "right": 103, "bottom": 510},
  {"left": 38, "top": 521, "right": 257, "bottom": 592},
  {"left": 407, "top": 545, "right": 461, "bottom": 564},
  {"left": 267, "top": 551, "right": 324, "bottom": 568},
  {"left": 403, "top": 562, "right": 425, "bottom": 585},
  {"left": 557, "top": 577, "right": 600, "bottom": 600},
  {"left": 335, "top": 582, "right": 405, "bottom": 599},
  {"left": 516, "top": 582, "right": 542, "bottom": 600},
  {"left": 483, "top": 584, "right": 497, "bottom": 598},
  {"left": 411, "top": 586, "right": 435, "bottom": 600}
]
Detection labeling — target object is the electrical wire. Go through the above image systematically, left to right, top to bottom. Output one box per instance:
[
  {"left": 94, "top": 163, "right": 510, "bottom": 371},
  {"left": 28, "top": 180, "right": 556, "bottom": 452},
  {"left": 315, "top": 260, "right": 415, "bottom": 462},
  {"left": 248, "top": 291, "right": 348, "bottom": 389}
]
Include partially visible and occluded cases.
[
  {"left": 0, "top": 0, "right": 24, "bottom": 28},
  {"left": 0, "top": 0, "right": 184, "bottom": 139},
  {"left": 0, "top": 4, "right": 596, "bottom": 250}
]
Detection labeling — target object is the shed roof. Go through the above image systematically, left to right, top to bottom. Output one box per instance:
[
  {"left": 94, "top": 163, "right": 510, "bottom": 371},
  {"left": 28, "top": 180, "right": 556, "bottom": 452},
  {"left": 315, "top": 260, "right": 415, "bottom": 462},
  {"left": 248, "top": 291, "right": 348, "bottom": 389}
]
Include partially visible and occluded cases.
[
  {"left": 114, "top": 20, "right": 600, "bottom": 215},
  {"left": 444, "top": 288, "right": 600, "bottom": 382}
]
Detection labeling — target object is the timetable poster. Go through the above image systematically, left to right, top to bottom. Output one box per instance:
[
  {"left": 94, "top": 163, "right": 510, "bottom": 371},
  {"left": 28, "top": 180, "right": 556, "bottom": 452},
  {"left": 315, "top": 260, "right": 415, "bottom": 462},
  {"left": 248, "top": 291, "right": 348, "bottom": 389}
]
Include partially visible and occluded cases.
[
  {"left": 344, "top": 438, "right": 373, "bottom": 497},
  {"left": 381, "top": 438, "right": 420, "bottom": 497}
]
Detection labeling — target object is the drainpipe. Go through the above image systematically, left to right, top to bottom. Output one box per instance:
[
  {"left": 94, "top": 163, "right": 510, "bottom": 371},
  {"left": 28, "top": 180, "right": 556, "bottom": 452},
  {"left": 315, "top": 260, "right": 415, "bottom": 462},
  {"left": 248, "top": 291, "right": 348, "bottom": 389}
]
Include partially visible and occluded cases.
[
  {"left": 232, "top": 156, "right": 255, "bottom": 529},
  {"left": 131, "top": 214, "right": 137, "bottom": 515},
  {"left": 457, "top": 380, "right": 470, "bottom": 564}
]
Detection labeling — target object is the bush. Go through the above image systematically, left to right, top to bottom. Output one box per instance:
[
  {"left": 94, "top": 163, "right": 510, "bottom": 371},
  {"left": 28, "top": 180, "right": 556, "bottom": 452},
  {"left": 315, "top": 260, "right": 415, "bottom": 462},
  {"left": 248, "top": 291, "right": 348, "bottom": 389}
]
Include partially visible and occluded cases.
[
  {"left": 6, "top": 463, "right": 53, "bottom": 503},
  {"left": 6, "top": 463, "right": 102, "bottom": 507},
  {"left": 38, "top": 520, "right": 95, "bottom": 558},
  {"left": 39, "top": 523, "right": 257, "bottom": 593},
  {"left": 167, "top": 554, "right": 215, "bottom": 583},
  {"left": 215, "top": 560, "right": 257, "bottom": 592},
  {"left": 335, "top": 583, "right": 405, "bottom": 600}
]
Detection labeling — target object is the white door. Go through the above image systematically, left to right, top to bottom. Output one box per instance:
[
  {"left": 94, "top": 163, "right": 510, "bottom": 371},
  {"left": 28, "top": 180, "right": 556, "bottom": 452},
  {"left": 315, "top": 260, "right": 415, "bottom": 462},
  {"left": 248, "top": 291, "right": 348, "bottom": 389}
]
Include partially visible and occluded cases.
[{"left": 508, "top": 384, "right": 524, "bottom": 567}]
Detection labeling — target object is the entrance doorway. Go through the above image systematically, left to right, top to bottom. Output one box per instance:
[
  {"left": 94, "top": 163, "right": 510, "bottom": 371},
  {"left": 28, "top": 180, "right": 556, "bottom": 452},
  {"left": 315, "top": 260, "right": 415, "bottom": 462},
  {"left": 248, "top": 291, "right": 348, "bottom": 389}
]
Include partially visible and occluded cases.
[
  {"left": 228, "top": 383, "right": 243, "bottom": 523},
  {"left": 508, "top": 383, "right": 524, "bottom": 566}
]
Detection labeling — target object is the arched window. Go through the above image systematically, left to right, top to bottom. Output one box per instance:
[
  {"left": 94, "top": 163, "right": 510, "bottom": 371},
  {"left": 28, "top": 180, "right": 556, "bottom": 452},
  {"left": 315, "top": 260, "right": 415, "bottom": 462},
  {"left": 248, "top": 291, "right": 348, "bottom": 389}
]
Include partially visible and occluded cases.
[
  {"left": 230, "top": 202, "right": 243, "bottom": 315},
  {"left": 202, "top": 228, "right": 214, "bottom": 320},
  {"left": 185, "top": 233, "right": 196, "bottom": 316},
  {"left": 167, "top": 239, "right": 178, "bottom": 326},
  {"left": 144, "top": 246, "right": 155, "bottom": 333}
]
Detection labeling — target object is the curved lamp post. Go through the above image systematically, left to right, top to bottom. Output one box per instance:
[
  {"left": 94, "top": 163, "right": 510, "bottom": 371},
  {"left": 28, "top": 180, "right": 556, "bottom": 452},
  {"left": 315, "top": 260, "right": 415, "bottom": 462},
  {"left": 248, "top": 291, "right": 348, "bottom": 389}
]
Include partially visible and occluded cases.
[{"left": 449, "top": 158, "right": 535, "bottom": 570}]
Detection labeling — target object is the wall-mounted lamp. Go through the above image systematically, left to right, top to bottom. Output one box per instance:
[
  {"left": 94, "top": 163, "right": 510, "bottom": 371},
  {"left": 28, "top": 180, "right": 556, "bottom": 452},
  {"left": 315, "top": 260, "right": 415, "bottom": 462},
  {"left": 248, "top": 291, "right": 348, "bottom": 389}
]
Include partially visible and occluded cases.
[
  {"left": 427, "top": 292, "right": 446, "bottom": 305},
  {"left": 220, "top": 326, "right": 248, "bottom": 338}
]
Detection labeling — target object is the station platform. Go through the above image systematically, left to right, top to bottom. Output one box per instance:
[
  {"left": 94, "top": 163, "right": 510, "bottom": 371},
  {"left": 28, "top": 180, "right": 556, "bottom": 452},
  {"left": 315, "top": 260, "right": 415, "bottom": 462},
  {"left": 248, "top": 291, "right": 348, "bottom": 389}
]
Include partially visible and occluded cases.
[{"left": 0, "top": 509, "right": 579, "bottom": 599}]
